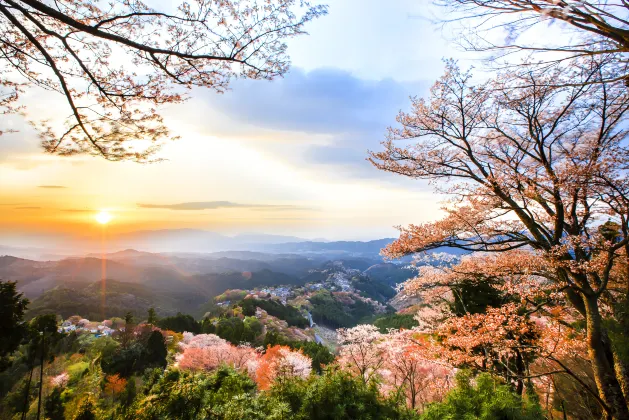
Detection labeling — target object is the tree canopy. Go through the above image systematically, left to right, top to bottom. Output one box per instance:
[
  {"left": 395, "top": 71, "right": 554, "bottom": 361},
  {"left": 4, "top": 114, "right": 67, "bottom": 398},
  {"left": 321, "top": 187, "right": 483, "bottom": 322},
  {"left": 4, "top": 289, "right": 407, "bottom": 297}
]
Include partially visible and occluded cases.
[
  {"left": 0, "top": 0, "right": 326, "bottom": 161},
  {"left": 440, "top": 0, "right": 629, "bottom": 85},
  {"left": 371, "top": 60, "right": 629, "bottom": 418}
]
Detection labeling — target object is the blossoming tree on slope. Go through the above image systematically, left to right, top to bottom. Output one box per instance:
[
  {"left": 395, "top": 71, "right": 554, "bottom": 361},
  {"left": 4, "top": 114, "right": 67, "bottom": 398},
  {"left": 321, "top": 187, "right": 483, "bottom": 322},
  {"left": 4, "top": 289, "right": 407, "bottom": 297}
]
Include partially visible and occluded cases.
[{"left": 370, "top": 60, "right": 629, "bottom": 419}]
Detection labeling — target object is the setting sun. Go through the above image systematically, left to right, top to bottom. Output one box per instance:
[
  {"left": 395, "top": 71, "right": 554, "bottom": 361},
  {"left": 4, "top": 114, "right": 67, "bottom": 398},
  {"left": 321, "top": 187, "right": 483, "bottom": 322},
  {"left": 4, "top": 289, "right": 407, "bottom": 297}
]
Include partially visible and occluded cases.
[{"left": 95, "top": 211, "right": 112, "bottom": 225}]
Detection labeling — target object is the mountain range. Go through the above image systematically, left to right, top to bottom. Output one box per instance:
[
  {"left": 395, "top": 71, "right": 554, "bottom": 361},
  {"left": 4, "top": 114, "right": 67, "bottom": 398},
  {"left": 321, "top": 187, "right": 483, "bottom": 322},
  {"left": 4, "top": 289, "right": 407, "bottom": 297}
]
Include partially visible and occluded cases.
[{"left": 0, "top": 229, "right": 394, "bottom": 259}]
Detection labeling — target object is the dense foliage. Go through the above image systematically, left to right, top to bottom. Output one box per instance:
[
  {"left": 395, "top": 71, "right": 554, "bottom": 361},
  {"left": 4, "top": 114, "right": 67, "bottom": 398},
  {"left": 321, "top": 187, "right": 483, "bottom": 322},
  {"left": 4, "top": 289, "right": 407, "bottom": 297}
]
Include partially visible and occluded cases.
[
  {"left": 352, "top": 276, "right": 396, "bottom": 303},
  {"left": 0, "top": 279, "right": 551, "bottom": 420},
  {"left": 0, "top": 281, "right": 29, "bottom": 370},
  {"left": 309, "top": 290, "right": 377, "bottom": 328},
  {"left": 241, "top": 298, "right": 309, "bottom": 328},
  {"left": 157, "top": 313, "right": 200, "bottom": 334},
  {"left": 372, "top": 313, "right": 419, "bottom": 333},
  {"left": 263, "top": 330, "right": 334, "bottom": 373},
  {"left": 127, "top": 366, "right": 417, "bottom": 420},
  {"left": 421, "top": 372, "right": 544, "bottom": 420}
]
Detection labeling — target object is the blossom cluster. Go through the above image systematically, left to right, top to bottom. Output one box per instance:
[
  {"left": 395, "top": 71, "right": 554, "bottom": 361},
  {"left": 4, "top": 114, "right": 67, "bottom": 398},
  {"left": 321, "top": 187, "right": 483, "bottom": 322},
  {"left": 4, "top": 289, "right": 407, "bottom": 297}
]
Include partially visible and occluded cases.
[{"left": 176, "top": 332, "right": 312, "bottom": 390}]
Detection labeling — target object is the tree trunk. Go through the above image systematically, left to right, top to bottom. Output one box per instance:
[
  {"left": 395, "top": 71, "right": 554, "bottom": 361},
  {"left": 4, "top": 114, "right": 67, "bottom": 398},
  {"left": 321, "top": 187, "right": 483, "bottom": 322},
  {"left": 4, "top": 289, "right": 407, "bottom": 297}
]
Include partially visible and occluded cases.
[
  {"left": 584, "top": 294, "right": 629, "bottom": 419},
  {"left": 36, "top": 336, "right": 45, "bottom": 420},
  {"left": 515, "top": 350, "right": 525, "bottom": 396},
  {"left": 613, "top": 350, "right": 629, "bottom": 402},
  {"left": 21, "top": 365, "right": 34, "bottom": 420},
  {"left": 409, "top": 372, "right": 417, "bottom": 409}
]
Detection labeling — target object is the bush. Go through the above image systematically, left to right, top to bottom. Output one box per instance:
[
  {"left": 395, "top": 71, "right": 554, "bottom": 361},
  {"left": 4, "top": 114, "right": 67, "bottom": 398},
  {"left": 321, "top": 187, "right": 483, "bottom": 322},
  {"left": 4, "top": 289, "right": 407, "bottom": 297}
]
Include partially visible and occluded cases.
[
  {"left": 128, "top": 366, "right": 415, "bottom": 420},
  {"left": 129, "top": 367, "right": 257, "bottom": 420},
  {"left": 268, "top": 368, "right": 418, "bottom": 419},
  {"left": 421, "top": 371, "right": 544, "bottom": 420}
]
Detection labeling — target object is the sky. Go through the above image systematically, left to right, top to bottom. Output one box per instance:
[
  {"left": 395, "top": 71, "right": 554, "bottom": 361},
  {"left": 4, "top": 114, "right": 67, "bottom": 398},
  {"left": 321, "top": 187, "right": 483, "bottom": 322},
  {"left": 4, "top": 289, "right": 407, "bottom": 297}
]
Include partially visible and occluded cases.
[{"left": 0, "top": 0, "right": 481, "bottom": 244}]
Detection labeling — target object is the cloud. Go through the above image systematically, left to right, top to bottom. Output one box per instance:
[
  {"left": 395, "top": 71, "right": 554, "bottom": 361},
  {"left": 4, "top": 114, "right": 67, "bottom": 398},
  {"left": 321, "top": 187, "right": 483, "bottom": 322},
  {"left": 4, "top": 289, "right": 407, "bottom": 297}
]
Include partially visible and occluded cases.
[
  {"left": 173, "top": 67, "right": 430, "bottom": 181},
  {"left": 192, "top": 68, "right": 424, "bottom": 136},
  {"left": 38, "top": 185, "right": 67, "bottom": 189},
  {"left": 137, "top": 201, "right": 314, "bottom": 211},
  {"left": 61, "top": 209, "right": 92, "bottom": 213}
]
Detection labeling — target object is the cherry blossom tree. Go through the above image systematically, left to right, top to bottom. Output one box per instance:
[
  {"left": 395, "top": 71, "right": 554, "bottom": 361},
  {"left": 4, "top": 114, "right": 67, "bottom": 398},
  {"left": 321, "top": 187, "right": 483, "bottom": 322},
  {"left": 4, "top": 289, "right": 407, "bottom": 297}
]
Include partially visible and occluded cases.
[
  {"left": 0, "top": 0, "right": 326, "bottom": 161},
  {"left": 438, "top": 0, "right": 629, "bottom": 86},
  {"left": 370, "top": 61, "right": 629, "bottom": 419},
  {"left": 399, "top": 250, "right": 609, "bottom": 412},
  {"left": 436, "top": 303, "right": 541, "bottom": 395},
  {"left": 337, "top": 325, "right": 386, "bottom": 385},
  {"left": 380, "top": 330, "right": 454, "bottom": 411},
  {"left": 180, "top": 332, "right": 228, "bottom": 349},
  {"left": 176, "top": 333, "right": 258, "bottom": 373},
  {"left": 255, "top": 344, "right": 312, "bottom": 390},
  {"left": 50, "top": 372, "right": 69, "bottom": 388}
]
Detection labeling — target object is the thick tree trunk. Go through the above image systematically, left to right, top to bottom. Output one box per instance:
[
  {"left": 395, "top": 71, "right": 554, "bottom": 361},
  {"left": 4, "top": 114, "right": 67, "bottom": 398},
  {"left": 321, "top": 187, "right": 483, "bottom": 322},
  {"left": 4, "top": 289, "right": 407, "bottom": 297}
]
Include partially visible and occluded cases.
[
  {"left": 584, "top": 294, "right": 629, "bottom": 420},
  {"left": 613, "top": 351, "right": 629, "bottom": 402}
]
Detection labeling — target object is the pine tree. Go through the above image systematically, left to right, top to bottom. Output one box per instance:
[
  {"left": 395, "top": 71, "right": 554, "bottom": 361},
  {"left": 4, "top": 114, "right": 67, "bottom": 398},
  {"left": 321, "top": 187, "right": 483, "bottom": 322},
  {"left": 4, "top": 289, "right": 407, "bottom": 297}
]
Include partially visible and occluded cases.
[
  {"left": 0, "top": 281, "right": 29, "bottom": 371},
  {"left": 147, "top": 308, "right": 157, "bottom": 325},
  {"left": 146, "top": 331, "right": 167, "bottom": 368},
  {"left": 44, "top": 388, "right": 64, "bottom": 420}
]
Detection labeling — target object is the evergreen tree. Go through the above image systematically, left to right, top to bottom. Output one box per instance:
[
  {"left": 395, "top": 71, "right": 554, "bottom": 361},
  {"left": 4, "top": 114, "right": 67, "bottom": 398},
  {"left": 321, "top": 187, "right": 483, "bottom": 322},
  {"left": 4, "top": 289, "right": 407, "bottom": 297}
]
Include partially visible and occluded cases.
[
  {"left": 0, "top": 281, "right": 29, "bottom": 371},
  {"left": 147, "top": 308, "right": 157, "bottom": 325},
  {"left": 121, "top": 312, "right": 134, "bottom": 348},
  {"left": 146, "top": 331, "right": 167, "bottom": 368},
  {"left": 44, "top": 387, "right": 64, "bottom": 420}
]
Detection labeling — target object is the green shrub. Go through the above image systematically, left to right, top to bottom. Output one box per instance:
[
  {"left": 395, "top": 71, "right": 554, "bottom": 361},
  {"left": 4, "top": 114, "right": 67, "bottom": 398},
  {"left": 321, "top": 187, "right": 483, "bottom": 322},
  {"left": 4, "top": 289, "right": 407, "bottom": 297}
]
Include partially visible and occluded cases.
[{"left": 421, "top": 371, "right": 544, "bottom": 420}]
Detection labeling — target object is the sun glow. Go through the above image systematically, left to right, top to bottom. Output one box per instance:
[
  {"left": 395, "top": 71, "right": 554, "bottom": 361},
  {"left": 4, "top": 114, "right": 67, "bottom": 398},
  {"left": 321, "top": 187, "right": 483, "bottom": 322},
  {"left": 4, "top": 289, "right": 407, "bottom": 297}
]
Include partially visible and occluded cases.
[{"left": 95, "top": 210, "right": 113, "bottom": 225}]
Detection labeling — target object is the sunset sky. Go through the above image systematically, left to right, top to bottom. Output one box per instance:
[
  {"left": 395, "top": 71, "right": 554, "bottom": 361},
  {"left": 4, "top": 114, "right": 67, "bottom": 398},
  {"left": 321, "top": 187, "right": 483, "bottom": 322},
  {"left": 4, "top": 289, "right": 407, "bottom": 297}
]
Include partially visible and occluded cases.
[{"left": 0, "top": 0, "right": 536, "bottom": 243}]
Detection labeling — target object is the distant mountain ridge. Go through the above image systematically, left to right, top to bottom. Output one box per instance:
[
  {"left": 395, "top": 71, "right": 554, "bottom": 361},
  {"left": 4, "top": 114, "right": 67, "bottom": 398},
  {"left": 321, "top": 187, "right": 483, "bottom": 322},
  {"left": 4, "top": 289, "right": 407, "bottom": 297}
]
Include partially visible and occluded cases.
[
  {"left": 0, "top": 229, "right": 310, "bottom": 257},
  {"left": 109, "top": 229, "right": 308, "bottom": 253},
  {"left": 255, "top": 239, "right": 396, "bottom": 256}
]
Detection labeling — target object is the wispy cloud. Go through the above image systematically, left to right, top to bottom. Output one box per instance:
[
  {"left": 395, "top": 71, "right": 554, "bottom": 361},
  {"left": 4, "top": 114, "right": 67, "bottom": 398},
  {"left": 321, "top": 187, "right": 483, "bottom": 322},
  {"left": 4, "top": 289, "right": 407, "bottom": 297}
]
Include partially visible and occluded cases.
[
  {"left": 38, "top": 185, "right": 67, "bottom": 189},
  {"left": 137, "top": 201, "right": 313, "bottom": 211}
]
